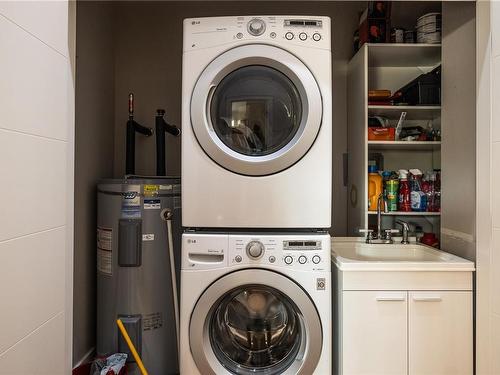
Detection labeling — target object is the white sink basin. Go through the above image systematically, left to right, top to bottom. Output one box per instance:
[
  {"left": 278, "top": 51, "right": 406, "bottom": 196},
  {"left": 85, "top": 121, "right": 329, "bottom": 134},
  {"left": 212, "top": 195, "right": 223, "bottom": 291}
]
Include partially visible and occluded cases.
[{"left": 332, "top": 237, "right": 475, "bottom": 271}]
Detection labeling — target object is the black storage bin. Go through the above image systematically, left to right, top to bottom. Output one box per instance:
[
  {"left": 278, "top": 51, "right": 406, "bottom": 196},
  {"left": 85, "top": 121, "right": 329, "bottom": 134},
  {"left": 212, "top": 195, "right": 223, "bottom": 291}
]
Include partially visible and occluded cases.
[{"left": 393, "top": 65, "right": 441, "bottom": 105}]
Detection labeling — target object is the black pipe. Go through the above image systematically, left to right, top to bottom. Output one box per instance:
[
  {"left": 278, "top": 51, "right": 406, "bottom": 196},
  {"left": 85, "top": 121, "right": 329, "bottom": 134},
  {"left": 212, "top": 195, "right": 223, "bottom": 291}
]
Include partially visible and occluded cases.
[
  {"left": 125, "top": 93, "right": 153, "bottom": 175},
  {"left": 155, "top": 109, "right": 180, "bottom": 176}
]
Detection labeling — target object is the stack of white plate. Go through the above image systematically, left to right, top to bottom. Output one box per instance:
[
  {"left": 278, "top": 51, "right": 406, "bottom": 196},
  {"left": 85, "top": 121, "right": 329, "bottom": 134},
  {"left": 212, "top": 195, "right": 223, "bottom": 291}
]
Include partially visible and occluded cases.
[{"left": 416, "top": 12, "right": 441, "bottom": 44}]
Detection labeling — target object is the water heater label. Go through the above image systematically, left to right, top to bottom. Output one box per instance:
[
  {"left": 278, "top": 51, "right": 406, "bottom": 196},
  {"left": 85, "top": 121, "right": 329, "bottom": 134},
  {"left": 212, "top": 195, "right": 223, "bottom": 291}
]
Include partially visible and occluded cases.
[
  {"left": 144, "top": 199, "right": 161, "bottom": 210},
  {"left": 97, "top": 227, "right": 113, "bottom": 276},
  {"left": 142, "top": 233, "right": 155, "bottom": 241},
  {"left": 97, "top": 249, "right": 112, "bottom": 276},
  {"left": 143, "top": 312, "right": 163, "bottom": 331}
]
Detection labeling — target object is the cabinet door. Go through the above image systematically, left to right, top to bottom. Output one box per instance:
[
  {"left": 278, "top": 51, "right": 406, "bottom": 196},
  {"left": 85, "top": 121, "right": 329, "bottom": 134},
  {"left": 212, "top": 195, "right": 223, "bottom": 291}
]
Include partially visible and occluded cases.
[
  {"left": 343, "top": 291, "right": 407, "bottom": 375},
  {"left": 409, "top": 291, "right": 473, "bottom": 375}
]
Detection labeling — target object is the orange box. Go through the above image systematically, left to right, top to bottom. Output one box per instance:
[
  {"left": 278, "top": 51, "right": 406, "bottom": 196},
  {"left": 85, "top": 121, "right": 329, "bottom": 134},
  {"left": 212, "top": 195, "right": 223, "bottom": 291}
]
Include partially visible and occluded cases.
[{"left": 368, "top": 127, "right": 395, "bottom": 141}]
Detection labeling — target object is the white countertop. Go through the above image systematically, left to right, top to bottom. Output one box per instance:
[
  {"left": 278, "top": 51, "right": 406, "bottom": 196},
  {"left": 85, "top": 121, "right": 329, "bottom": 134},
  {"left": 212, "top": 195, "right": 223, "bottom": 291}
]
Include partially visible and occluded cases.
[{"left": 332, "top": 237, "right": 475, "bottom": 272}]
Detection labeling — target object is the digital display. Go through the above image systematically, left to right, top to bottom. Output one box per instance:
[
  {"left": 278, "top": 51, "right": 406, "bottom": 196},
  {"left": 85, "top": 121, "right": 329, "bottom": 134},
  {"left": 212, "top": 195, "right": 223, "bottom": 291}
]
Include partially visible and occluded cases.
[
  {"left": 285, "top": 20, "right": 322, "bottom": 27},
  {"left": 283, "top": 240, "right": 321, "bottom": 250}
]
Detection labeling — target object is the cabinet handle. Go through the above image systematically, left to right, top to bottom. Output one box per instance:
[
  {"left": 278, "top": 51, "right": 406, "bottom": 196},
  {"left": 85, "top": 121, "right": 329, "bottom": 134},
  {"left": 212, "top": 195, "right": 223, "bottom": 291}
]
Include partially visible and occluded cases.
[
  {"left": 376, "top": 296, "right": 406, "bottom": 301},
  {"left": 412, "top": 296, "right": 442, "bottom": 302}
]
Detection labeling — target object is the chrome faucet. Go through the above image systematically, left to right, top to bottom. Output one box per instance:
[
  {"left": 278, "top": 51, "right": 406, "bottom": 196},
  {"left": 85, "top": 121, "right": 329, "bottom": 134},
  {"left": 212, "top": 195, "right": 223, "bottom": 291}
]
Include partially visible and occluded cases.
[
  {"left": 360, "top": 194, "right": 399, "bottom": 244},
  {"left": 396, "top": 220, "right": 411, "bottom": 244}
]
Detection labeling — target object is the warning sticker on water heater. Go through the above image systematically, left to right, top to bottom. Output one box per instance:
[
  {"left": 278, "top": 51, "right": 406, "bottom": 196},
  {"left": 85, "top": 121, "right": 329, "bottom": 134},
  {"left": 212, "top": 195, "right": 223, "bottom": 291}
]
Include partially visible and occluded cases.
[
  {"left": 144, "top": 199, "right": 161, "bottom": 210},
  {"left": 97, "top": 227, "right": 112, "bottom": 276},
  {"left": 97, "top": 227, "right": 112, "bottom": 250},
  {"left": 97, "top": 248, "right": 112, "bottom": 276},
  {"left": 143, "top": 312, "right": 163, "bottom": 331}
]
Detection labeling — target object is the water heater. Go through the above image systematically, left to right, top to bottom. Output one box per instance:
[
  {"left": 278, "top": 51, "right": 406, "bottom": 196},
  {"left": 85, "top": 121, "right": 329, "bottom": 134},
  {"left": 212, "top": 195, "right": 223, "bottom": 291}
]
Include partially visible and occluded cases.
[{"left": 96, "top": 177, "right": 181, "bottom": 375}]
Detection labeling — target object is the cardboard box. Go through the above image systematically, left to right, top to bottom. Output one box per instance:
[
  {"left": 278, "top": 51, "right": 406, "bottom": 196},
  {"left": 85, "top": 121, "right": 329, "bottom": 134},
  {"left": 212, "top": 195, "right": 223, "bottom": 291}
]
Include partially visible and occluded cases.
[{"left": 368, "top": 127, "right": 395, "bottom": 141}]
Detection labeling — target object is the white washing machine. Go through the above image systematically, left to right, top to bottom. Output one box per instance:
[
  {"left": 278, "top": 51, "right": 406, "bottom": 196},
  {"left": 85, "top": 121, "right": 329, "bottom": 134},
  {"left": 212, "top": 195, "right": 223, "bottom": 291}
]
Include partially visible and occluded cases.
[
  {"left": 182, "top": 16, "right": 332, "bottom": 229},
  {"left": 179, "top": 232, "right": 331, "bottom": 374}
]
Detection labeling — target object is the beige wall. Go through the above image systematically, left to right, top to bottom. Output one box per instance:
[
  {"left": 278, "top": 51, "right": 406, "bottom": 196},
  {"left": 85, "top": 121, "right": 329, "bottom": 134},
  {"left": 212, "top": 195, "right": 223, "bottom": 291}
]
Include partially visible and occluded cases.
[
  {"left": 0, "top": 1, "right": 74, "bottom": 373},
  {"left": 73, "top": 1, "right": 116, "bottom": 366},
  {"left": 111, "top": 1, "right": 364, "bottom": 236},
  {"left": 441, "top": 2, "right": 476, "bottom": 261}
]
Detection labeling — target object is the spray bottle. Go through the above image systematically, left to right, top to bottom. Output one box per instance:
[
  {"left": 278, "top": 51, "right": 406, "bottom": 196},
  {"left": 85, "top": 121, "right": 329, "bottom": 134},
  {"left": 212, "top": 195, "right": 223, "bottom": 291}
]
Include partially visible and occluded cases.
[
  {"left": 398, "top": 169, "right": 411, "bottom": 212},
  {"left": 409, "top": 169, "right": 427, "bottom": 212}
]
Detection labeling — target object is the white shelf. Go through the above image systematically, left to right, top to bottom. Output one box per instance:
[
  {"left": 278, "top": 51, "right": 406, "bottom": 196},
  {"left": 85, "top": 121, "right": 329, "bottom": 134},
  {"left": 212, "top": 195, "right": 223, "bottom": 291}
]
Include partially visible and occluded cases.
[
  {"left": 367, "top": 43, "right": 442, "bottom": 67},
  {"left": 368, "top": 105, "right": 441, "bottom": 120},
  {"left": 368, "top": 141, "right": 441, "bottom": 151},
  {"left": 368, "top": 211, "right": 441, "bottom": 216}
]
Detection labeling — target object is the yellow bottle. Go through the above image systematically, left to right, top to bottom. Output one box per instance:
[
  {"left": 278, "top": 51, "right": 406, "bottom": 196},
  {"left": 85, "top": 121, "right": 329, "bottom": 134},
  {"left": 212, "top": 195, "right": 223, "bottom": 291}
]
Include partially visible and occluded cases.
[{"left": 368, "top": 166, "right": 383, "bottom": 211}]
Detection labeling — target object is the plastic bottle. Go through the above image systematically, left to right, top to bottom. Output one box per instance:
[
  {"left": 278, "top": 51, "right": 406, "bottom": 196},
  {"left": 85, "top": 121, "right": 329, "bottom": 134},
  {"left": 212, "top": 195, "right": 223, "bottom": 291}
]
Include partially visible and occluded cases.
[
  {"left": 368, "top": 165, "right": 383, "bottom": 211},
  {"left": 398, "top": 169, "right": 411, "bottom": 212},
  {"left": 409, "top": 169, "right": 427, "bottom": 212},
  {"left": 426, "top": 171, "right": 437, "bottom": 212},
  {"left": 386, "top": 174, "right": 399, "bottom": 212}
]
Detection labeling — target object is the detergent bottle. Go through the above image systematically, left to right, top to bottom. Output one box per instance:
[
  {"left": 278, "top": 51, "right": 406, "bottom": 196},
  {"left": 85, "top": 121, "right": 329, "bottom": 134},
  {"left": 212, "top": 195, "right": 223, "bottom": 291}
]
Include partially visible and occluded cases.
[
  {"left": 368, "top": 165, "right": 383, "bottom": 211},
  {"left": 398, "top": 169, "right": 411, "bottom": 212}
]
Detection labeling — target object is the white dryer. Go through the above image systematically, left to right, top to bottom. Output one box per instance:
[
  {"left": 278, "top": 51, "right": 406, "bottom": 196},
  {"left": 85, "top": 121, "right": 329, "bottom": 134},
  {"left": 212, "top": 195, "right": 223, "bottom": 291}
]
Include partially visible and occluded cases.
[
  {"left": 182, "top": 16, "right": 332, "bottom": 229},
  {"left": 179, "top": 232, "right": 331, "bottom": 374}
]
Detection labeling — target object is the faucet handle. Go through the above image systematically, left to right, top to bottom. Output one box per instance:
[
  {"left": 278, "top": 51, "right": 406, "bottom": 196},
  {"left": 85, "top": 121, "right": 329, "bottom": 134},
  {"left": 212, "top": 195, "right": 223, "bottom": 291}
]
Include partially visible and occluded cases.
[
  {"left": 359, "top": 229, "right": 375, "bottom": 242},
  {"left": 384, "top": 229, "right": 400, "bottom": 240}
]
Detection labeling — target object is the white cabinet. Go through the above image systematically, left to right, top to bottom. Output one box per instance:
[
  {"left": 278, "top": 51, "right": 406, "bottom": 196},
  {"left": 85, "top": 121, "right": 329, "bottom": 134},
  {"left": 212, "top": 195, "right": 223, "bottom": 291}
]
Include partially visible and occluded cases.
[
  {"left": 339, "top": 290, "right": 473, "bottom": 375},
  {"left": 343, "top": 291, "right": 407, "bottom": 375},
  {"left": 409, "top": 291, "right": 473, "bottom": 375}
]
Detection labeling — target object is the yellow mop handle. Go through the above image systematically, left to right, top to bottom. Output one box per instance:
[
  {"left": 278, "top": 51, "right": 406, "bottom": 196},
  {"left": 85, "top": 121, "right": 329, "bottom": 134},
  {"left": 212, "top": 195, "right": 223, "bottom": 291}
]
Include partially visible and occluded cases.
[{"left": 116, "top": 319, "right": 149, "bottom": 375}]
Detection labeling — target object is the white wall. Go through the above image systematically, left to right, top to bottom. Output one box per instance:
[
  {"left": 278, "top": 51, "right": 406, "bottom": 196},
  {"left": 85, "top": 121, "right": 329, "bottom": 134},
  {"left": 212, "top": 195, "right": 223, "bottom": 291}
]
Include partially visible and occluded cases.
[
  {"left": 0, "top": 1, "right": 74, "bottom": 373},
  {"left": 476, "top": 1, "right": 500, "bottom": 373}
]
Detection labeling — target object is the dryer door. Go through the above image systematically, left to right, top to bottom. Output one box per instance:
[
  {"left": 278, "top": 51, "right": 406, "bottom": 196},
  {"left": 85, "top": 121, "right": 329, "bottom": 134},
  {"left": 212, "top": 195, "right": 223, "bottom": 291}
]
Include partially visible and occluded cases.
[
  {"left": 190, "top": 44, "right": 323, "bottom": 176},
  {"left": 189, "top": 269, "right": 322, "bottom": 375}
]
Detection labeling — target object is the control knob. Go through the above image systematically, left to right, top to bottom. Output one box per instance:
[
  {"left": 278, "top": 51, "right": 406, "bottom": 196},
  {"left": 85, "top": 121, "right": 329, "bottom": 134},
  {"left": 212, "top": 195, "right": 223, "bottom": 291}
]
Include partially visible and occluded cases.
[
  {"left": 247, "top": 19, "right": 266, "bottom": 36},
  {"left": 246, "top": 241, "right": 265, "bottom": 259},
  {"left": 284, "top": 255, "right": 293, "bottom": 265},
  {"left": 298, "top": 255, "right": 307, "bottom": 264}
]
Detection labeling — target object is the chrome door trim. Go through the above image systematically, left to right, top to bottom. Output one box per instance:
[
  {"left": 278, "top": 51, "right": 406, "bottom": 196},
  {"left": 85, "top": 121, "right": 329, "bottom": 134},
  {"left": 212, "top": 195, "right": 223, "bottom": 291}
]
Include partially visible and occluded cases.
[
  {"left": 190, "top": 44, "right": 323, "bottom": 176},
  {"left": 189, "top": 268, "right": 323, "bottom": 375}
]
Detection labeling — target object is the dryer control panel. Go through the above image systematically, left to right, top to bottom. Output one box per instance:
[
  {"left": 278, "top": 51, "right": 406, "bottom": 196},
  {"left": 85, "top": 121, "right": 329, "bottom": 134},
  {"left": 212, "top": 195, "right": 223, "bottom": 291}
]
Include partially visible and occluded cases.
[
  {"left": 183, "top": 15, "right": 331, "bottom": 52},
  {"left": 182, "top": 233, "right": 331, "bottom": 272}
]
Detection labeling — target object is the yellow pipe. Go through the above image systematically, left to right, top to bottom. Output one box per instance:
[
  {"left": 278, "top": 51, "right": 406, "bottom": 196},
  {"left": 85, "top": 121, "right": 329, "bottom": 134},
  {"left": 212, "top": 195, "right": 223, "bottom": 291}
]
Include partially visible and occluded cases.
[{"left": 116, "top": 319, "right": 149, "bottom": 375}]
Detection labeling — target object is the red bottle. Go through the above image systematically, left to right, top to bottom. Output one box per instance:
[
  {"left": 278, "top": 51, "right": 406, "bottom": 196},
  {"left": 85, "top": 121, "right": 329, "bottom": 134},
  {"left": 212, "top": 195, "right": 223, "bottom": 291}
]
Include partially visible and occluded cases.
[{"left": 398, "top": 169, "right": 411, "bottom": 212}]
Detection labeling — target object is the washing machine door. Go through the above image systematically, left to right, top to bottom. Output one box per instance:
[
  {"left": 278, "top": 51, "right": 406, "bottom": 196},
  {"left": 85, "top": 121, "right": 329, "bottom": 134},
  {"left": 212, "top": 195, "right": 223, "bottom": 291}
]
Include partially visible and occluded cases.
[
  {"left": 191, "top": 44, "right": 323, "bottom": 176},
  {"left": 189, "top": 269, "right": 322, "bottom": 374}
]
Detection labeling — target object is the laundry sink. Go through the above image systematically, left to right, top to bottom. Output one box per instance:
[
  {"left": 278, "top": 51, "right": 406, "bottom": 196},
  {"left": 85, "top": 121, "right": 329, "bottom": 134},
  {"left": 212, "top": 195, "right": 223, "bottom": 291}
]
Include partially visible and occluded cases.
[{"left": 332, "top": 237, "right": 474, "bottom": 271}]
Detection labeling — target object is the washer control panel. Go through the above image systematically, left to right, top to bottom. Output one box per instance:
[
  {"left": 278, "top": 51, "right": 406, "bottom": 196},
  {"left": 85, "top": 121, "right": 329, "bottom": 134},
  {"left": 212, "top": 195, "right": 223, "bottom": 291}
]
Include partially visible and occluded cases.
[
  {"left": 183, "top": 15, "right": 330, "bottom": 51},
  {"left": 182, "top": 233, "right": 330, "bottom": 271},
  {"left": 229, "top": 234, "right": 330, "bottom": 271}
]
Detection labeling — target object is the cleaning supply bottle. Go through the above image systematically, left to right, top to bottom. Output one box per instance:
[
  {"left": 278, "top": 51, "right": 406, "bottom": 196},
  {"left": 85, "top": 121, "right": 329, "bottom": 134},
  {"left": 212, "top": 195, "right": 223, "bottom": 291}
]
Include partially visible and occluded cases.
[
  {"left": 368, "top": 165, "right": 383, "bottom": 211},
  {"left": 398, "top": 169, "right": 411, "bottom": 212},
  {"left": 409, "top": 169, "right": 427, "bottom": 212},
  {"left": 425, "top": 171, "right": 437, "bottom": 212},
  {"left": 386, "top": 173, "right": 399, "bottom": 212}
]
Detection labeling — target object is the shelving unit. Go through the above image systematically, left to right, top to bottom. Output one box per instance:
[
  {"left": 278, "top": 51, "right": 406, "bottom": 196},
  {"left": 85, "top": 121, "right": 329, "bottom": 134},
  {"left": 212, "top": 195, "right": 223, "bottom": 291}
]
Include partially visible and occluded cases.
[
  {"left": 347, "top": 43, "right": 442, "bottom": 237},
  {"left": 367, "top": 211, "right": 441, "bottom": 216}
]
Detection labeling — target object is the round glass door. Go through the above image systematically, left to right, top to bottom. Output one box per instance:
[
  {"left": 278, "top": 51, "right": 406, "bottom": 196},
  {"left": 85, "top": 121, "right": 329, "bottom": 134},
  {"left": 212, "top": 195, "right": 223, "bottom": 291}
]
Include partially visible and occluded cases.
[
  {"left": 190, "top": 45, "right": 323, "bottom": 176},
  {"left": 210, "top": 66, "right": 302, "bottom": 157},
  {"left": 189, "top": 269, "right": 322, "bottom": 375},
  {"left": 210, "top": 285, "right": 302, "bottom": 374}
]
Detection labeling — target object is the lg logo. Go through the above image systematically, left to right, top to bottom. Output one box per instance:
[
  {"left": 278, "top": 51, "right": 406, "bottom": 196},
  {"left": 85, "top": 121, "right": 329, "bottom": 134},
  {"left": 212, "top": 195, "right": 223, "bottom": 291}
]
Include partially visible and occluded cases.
[
  {"left": 191, "top": 20, "right": 200, "bottom": 25},
  {"left": 187, "top": 239, "right": 197, "bottom": 244}
]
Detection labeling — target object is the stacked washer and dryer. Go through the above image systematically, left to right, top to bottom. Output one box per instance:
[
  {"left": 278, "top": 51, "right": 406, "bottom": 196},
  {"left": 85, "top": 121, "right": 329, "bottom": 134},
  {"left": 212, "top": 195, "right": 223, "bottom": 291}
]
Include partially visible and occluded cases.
[{"left": 180, "top": 15, "right": 332, "bottom": 375}]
